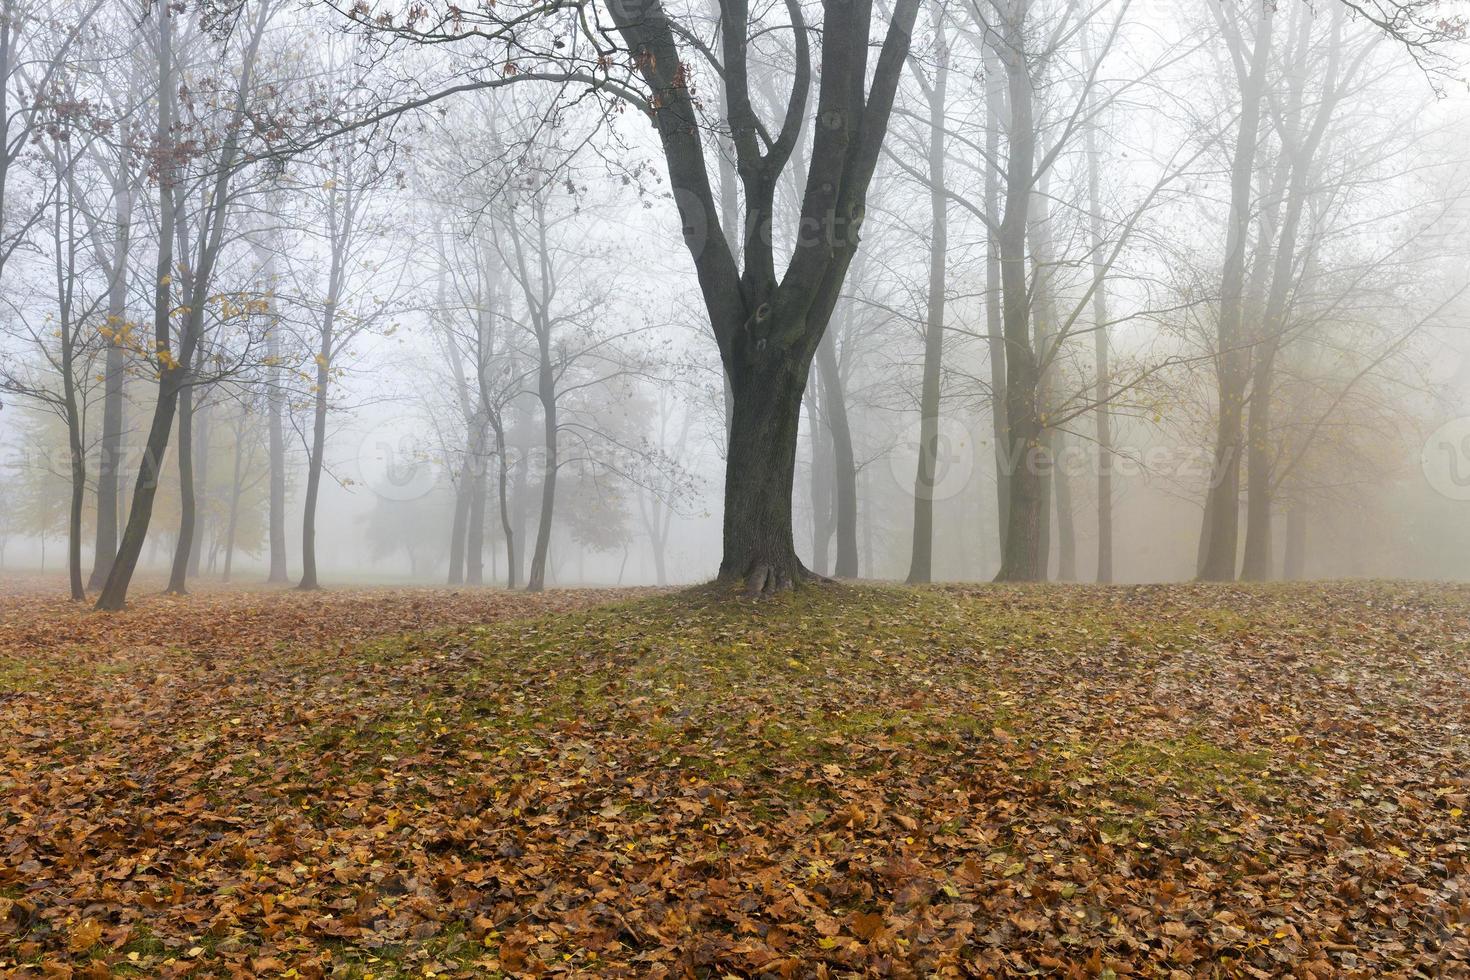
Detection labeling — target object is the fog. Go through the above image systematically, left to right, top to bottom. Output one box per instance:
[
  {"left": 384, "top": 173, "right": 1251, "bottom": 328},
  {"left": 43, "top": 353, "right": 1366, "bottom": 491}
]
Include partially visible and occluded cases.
[{"left": 4, "top": 0, "right": 1470, "bottom": 600}]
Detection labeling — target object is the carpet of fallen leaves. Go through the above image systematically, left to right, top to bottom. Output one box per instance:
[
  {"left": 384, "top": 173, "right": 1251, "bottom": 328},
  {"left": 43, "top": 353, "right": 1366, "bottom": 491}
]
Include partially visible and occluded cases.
[{"left": 1, "top": 580, "right": 1468, "bottom": 978}]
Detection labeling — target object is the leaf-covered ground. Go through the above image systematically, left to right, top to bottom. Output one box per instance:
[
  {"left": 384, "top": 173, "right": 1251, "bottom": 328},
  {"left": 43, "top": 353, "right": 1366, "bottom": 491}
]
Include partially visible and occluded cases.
[{"left": 1, "top": 581, "right": 1468, "bottom": 978}]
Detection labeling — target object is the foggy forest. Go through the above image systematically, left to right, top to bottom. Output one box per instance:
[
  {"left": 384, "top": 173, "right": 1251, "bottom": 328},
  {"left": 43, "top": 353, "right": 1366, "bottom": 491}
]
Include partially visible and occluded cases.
[{"left": 2, "top": 0, "right": 1470, "bottom": 975}]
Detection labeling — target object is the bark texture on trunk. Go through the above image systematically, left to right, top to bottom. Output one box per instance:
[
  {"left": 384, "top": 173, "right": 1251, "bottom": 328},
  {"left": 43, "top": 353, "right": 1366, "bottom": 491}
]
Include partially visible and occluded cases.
[
  {"left": 609, "top": 0, "right": 920, "bottom": 592},
  {"left": 993, "top": 7, "right": 1046, "bottom": 583},
  {"left": 720, "top": 353, "right": 811, "bottom": 593}
]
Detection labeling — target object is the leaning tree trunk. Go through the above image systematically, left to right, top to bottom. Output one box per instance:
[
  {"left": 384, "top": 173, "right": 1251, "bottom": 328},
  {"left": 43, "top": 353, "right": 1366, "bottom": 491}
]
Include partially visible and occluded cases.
[
  {"left": 96, "top": 8, "right": 179, "bottom": 612},
  {"left": 96, "top": 374, "right": 183, "bottom": 609}
]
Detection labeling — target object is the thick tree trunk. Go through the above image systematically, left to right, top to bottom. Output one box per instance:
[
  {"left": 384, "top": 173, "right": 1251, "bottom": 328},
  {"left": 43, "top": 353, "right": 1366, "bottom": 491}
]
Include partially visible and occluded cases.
[
  {"left": 613, "top": 0, "right": 918, "bottom": 593},
  {"left": 993, "top": 11, "right": 1046, "bottom": 584},
  {"left": 721, "top": 353, "right": 813, "bottom": 594},
  {"left": 166, "top": 385, "right": 195, "bottom": 594}
]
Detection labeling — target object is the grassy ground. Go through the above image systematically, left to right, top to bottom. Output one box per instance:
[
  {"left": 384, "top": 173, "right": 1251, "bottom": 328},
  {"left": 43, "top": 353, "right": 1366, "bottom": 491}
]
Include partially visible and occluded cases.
[{"left": 1, "top": 580, "right": 1467, "bottom": 977}]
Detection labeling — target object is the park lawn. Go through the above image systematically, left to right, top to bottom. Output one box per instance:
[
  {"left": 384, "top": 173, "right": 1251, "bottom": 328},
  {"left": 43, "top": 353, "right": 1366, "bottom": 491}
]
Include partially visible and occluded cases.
[{"left": 1, "top": 581, "right": 1468, "bottom": 977}]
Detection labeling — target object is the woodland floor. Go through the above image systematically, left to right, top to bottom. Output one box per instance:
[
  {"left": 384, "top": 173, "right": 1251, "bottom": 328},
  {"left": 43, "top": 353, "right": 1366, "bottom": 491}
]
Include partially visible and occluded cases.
[{"left": 0, "top": 579, "right": 1467, "bottom": 978}]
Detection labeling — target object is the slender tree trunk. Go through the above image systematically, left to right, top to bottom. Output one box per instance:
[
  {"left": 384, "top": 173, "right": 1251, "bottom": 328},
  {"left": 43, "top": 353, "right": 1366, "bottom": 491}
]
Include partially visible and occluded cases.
[
  {"left": 97, "top": 0, "right": 268, "bottom": 608},
  {"left": 1197, "top": 0, "right": 1274, "bottom": 582},
  {"left": 95, "top": 9, "right": 179, "bottom": 612},
  {"left": 994, "top": 12, "right": 1046, "bottom": 583},
  {"left": 1082, "top": 29, "right": 1113, "bottom": 584},
  {"left": 907, "top": 30, "right": 948, "bottom": 585},
  {"left": 983, "top": 39, "right": 1010, "bottom": 562},
  {"left": 298, "top": 179, "right": 352, "bottom": 591},
  {"left": 89, "top": 182, "right": 133, "bottom": 591},
  {"left": 261, "top": 255, "right": 289, "bottom": 584},
  {"left": 814, "top": 323, "right": 858, "bottom": 577},
  {"left": 1240, "top": 346, "right": 1278, "bottom": 581},
  {"left": 298, "top": 351, "right": 329, "bottom": 590},
  {"left": 526, "top": 354, "right": 557, "bottom": 592},
  {"left": 62, "top": 360, "right": 85, "bottom": 602},
  {"left": 166, "top": 385, "right": 195, "bottom": 594},
  {"left": 806, "top": 394, "right": 832, "bottom": 576},
  {"left": 187, "top": 397, "right": 210, "bottom": 577},
  {"left": 222, "top": 412, "right": 245, "bottom": 584},
  {"left": 491, "top": 417, "right": 517, "bottom": 589},
  {"left": 467, "top": 421, "right": 488, "bottom": 585},
  {"left": 511, "top": 428, "right": 529, "bottom": 586},
  {"left": 1053, "top": 430, "right": 1076, "bottom": 581},
  {"left": 447, "top": 450, "right": 471, "bottom": 584},
  {"left": 649, "top": 499, "right": 669, "bottom": 586},
  {"left": 1283, "top": 505, "right": 1306, "bottom": 579}
]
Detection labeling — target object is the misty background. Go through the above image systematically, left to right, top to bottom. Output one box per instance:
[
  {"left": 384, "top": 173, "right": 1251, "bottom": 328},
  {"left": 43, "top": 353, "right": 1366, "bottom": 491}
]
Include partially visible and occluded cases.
[{"left": 4, "top": 0, "right": 1470, "bottom": 591}]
